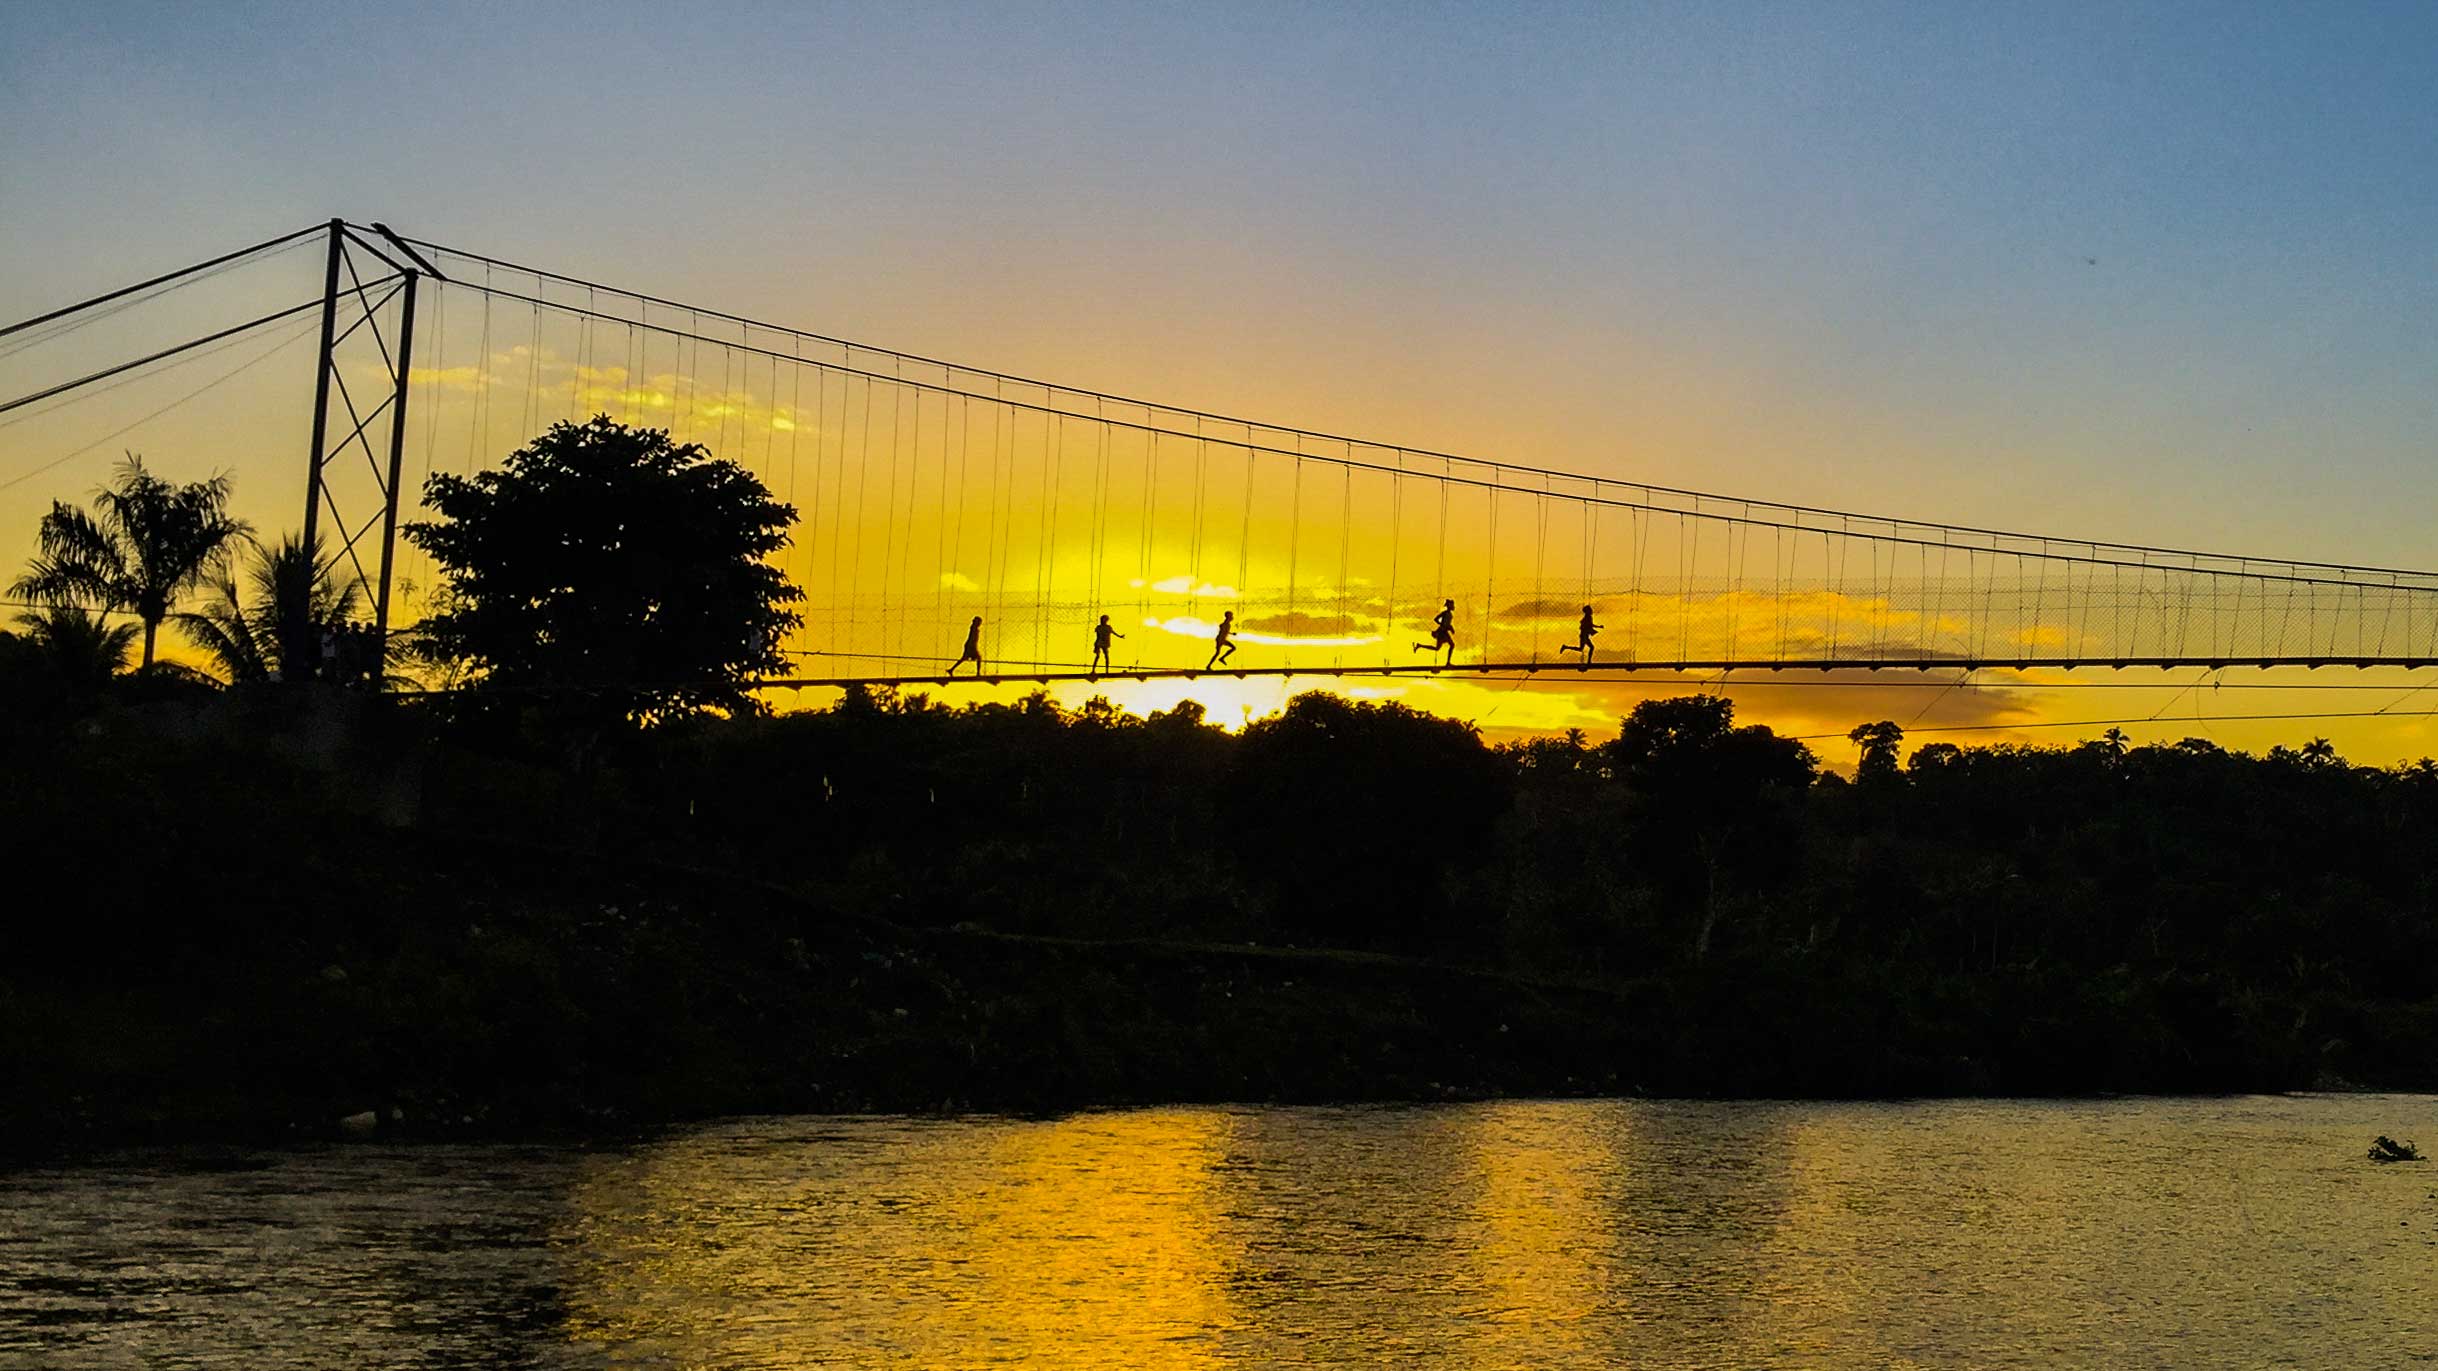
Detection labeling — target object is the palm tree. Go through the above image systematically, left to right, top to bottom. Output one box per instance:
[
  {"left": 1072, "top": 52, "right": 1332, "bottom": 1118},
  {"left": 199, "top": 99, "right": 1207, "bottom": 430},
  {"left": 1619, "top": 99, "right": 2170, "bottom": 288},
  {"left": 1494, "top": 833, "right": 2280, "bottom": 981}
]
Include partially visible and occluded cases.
[
  {"left": 11, "top": 453, "right": 250, "bottom": 669},
  {"left": 178, "top": 531, "right": 366, "bottom": 684},
  {"left": 177, "top": 568, "right": 272, "bottom": 684},
  {"left": 10, "top": 604, "right": 139, "bottom": 693}
]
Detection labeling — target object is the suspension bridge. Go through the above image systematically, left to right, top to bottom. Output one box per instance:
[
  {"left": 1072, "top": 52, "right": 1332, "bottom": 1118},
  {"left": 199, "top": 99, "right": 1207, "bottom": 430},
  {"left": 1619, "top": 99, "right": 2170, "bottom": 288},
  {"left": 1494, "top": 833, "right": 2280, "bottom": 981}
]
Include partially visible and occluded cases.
[{"left": 7, "top": 219, "right": 2438, "bottom": 702}]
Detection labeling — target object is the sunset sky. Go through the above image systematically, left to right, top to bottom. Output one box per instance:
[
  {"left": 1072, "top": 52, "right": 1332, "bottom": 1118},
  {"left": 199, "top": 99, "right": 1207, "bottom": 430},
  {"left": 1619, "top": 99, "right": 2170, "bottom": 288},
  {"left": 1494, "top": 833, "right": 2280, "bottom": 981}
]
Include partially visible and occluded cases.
[{"left": 6, "top": 1, "right": 2437, "bottom": 761}]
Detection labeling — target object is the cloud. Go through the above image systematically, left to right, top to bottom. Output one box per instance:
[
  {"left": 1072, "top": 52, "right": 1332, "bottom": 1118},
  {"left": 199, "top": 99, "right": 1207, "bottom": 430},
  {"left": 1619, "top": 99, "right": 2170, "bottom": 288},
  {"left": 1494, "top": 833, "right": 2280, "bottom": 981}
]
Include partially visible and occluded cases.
[
  {"left": 405, "top": 349, "right": 814, "bottom": 447},
  {"left": 405, "top": 363, "right": 492, "bottom": 392},
  {"left": 939, "top": 571, "right": 982, "bottom": 591},
  {"left": 1146, "top": 574, "right": 1239, "bottom": 598},
  {"left": 1494, "top": 597, "right": 1587, "bottom": 624},
  {"left": 1239, "top": 610, "right": 1378, "bottom": 638},
  {"left": 1145, "top": 614, "right": 1380, "bottom": 649},
  {"left": 1767, "top": 630, "right": 1978, "bottom": 663},
  {"left": 1453, "top": 670, "right": 2050, "bottom": 755}
]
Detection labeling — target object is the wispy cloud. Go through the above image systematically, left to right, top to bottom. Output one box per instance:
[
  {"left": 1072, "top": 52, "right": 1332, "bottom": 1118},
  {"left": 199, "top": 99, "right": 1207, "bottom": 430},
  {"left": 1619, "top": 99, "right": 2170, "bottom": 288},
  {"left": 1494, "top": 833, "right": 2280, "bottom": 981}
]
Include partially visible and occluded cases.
[
  {"left": 400, "top": 353, "right": 814, "bottom": 447},
  {"left": 405, "top": 363, "right": 492, "bottom": 392},
  {"left": 1137, "top": 574, "right": 1239, "bottom": 598},
  {"left": 1494, "top": 597, "right": 1586, "bottom": 624},
  {"left": 1240, "top": 610, "right": 1377, "bottom": 637},
  {"left": 1145, "top": 613, "right": 1380, "bottom": 648}
]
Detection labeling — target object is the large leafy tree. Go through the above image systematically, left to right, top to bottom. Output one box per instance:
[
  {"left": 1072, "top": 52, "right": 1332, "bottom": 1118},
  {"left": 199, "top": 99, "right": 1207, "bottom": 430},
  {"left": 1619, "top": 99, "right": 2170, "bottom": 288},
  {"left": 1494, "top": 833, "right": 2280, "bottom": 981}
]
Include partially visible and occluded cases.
[
  {"left": 405, "top": 415, "right": 802, "bottom": 721},
  {"left": 11, "top": 454, "right": 250, "bottom": 668},
  {"left": 177, "top": 531, "right": 367, "bottom": 685},
  {"left": 1221, "top": 691, "right": 1511, "bottom": 948},
  {"left": 1600, "top": 694, "right": 1816, "bottom": 959},
  {"left": 1848, "top": 719, "right": 1906, "bottom": 784}
]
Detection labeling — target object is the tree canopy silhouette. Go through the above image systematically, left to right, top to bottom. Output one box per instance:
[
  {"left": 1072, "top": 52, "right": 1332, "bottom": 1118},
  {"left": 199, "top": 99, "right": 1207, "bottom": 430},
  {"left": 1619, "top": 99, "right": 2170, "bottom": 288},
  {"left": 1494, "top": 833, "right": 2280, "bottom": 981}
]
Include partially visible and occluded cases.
[
  {"left": 405, "top": 416, "right": 803, "bottom": 721},
  {"left": 11, "top": 453, "right": 249, "bottom": 668},
  {"left": 1222, "top": 692, "right": 1509, "bottom": 945},
  {"left": 1600, "top": 694, "right": 1816, "bottom": 959},
  {"left": 1848, "top": 720, "right": 1905, "bottom": 784}
]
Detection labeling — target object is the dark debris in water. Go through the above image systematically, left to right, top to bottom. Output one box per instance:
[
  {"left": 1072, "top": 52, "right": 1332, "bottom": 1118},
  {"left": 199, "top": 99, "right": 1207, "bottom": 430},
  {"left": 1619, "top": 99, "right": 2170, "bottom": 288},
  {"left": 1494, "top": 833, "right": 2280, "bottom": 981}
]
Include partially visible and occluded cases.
[{"left": 2367, "top": 1135, "right": 2423, "bottom": 1163}]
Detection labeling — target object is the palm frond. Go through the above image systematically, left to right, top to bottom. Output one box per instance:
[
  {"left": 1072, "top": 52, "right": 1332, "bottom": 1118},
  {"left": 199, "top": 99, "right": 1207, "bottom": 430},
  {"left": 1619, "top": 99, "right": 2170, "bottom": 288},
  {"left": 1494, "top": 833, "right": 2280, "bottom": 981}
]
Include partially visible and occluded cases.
[
  {"left": 15, "top": 454, "right": 252, "bottom": 667},
  {"left": 11, "top": 503, "right": 131, "bottom": 607},
  {"left": 173, "top": 564, "right": 272, "bottom": 685},
  {"left": 10, "top": 605, "right": 139, "bottom": 689},
  {"left": 130, "top": 659, "right": 224, "bottom": 688}
]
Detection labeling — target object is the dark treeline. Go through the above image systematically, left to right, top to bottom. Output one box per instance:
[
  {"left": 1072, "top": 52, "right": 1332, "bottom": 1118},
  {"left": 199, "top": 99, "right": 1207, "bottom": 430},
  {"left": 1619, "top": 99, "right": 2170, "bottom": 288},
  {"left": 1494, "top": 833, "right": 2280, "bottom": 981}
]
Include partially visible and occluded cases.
[
  {"left": 6, "top": 423, "right": 2435, "bottom": 1148},
  {"left": 8, "top": 667, "right": 2437, "bottom": 1147},
  {"left": 660, "top": 688, "right": 2438, "bottom": 1096}
]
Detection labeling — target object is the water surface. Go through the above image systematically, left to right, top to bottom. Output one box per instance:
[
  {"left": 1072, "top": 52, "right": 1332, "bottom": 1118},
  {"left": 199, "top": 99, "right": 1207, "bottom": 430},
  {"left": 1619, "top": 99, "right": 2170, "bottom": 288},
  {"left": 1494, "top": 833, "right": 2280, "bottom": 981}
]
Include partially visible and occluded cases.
[{"left": 5, "top": 1095, "right": 2434, "bottom": 1367}]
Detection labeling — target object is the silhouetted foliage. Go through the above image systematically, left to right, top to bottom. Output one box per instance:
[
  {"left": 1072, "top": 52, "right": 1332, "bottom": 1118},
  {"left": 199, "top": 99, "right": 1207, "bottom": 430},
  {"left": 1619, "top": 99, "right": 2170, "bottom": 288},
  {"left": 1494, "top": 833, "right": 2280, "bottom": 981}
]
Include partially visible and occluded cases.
[
  {"left": 405, "top": 416, "right": 802, "bottom": 723},
  {"left": 10, "top": 453, "right": 249, "bottom": 668},
  {"left": 177, "top": 531, "right": 370, "bottom": 684},
  {"left": 7, "top": 604, "right": 138, "bottom": 693},
  {"left": 11, "top": 673, "right": 2438, "bottom": 1145},
  {"left": 1223, "top": 693, "right": 1510, "bottom": 946},
  {"left": 1598, "top": 695, "right": 1816, "bottom": 958},
  {"left": 1848, "top": 720, "right": 1905, "bottom": 785}
]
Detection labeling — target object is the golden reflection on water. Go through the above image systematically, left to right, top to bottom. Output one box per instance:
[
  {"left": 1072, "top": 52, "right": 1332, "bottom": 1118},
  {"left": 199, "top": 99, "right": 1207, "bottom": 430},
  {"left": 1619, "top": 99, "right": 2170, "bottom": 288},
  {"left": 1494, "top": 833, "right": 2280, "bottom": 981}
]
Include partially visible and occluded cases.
[
  {"left": 21, "top": 1099, "right": 2426, "bottom": 1367},
  {"left": 537, "top": 1099, "right": 2438, "bottom": 1369},
  {"left": 1459, "top": 1103, "right": 1620, "bottom": 1367},
  {"left": 558, "top": 1106, "right": 1669, "bottom": 1368},
  {"left": 557, "top": 1110, "right": 1237, "bottom": 1366}
]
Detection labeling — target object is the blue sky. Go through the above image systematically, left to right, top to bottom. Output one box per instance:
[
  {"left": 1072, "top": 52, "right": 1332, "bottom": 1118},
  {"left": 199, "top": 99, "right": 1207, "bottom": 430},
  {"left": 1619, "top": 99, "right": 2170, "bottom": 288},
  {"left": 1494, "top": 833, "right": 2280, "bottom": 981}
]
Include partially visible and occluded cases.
[
  {"left": 6, "top": 2, "right": 2438, "bottom": 751},
  {"left": 7, "top": 2, "right": 2433, "bottom": 550}
]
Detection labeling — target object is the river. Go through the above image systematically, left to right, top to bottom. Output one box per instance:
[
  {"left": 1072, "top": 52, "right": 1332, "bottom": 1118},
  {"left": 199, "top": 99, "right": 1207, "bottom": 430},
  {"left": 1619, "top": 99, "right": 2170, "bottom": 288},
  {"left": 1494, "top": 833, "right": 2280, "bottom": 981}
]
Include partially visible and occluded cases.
[{"left": 4, "top": 1095, "right": 2433, "bottom": 1367}]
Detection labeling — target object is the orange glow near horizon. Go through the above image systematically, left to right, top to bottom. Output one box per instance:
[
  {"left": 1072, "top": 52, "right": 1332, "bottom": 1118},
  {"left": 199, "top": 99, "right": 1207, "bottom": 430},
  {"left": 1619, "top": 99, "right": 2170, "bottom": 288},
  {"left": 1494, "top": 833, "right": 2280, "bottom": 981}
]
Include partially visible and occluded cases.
[{"left": 7, "top": 252, "right": 2438, "bottom": 771}]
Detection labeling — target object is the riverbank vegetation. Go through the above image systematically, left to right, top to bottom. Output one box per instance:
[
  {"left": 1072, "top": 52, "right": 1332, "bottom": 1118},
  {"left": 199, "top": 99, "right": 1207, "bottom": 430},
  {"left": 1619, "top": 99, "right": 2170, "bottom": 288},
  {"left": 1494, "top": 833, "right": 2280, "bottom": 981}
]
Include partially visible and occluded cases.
[
  {"left": 5, "top": 423, "right": 2434, "bottom": 1150},
  {"left": 9, "top": 673, "right": 2435, "bottom": 1149}
]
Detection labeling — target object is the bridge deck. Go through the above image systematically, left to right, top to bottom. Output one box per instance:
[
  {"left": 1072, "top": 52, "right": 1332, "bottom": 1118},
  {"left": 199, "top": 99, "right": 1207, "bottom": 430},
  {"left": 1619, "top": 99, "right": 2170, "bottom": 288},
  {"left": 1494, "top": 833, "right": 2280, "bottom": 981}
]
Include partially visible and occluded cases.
[{"left": 754, "top": 656, "right": 2438, "bottom": 690}]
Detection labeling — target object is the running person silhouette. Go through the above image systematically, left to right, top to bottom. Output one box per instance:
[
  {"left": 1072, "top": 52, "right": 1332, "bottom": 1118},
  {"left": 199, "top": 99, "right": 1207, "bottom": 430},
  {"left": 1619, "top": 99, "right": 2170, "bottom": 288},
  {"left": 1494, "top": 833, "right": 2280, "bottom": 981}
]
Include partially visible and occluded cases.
[
  {"left": 1411, "top": 599, "right": 1456, "bottom": 666},
  {"left": 1556, "top": 604, "right": 1601, "bottom": 663},
  {"left": 1207, "top": 610, "right": 1237, "bottom": 670},
  {"left": 1091, "top": 614, "right": 1125, "bottom": 674},
  {"left": 949, "top": 615, "right": 984, "bottom": 676}
]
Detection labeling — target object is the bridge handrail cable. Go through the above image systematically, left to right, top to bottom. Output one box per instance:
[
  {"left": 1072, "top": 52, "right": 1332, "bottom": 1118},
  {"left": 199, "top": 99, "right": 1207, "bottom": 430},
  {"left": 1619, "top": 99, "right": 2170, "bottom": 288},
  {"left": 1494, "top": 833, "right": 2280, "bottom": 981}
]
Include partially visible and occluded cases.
[
  {"left": 0, "top": 222, "right": 325, "bottom": 343},
  {"left": 377, "top": 223, "right": 2437, "bottom": 587},
  {"left": 425, "top": 270, "right": 2438, "bottom": 596}
]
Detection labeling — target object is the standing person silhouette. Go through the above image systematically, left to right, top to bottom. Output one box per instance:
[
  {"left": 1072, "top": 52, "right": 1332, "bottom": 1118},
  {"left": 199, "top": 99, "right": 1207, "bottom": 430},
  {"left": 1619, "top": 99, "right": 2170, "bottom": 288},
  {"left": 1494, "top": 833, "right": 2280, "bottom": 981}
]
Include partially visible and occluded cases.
[
  {"left": 1412, "top": 599, "right": 1456, "bottom": 666},
  {"left": 1557, "top": 604, "right": 1601, "bottom": 663},
  {"left": 1207, "top": 610, "right": 1237, "bottom": 670},
  {"left": 1091, "top": 614, "right": 1125, "bottom": 675},
  {"left": 949, "top": 615, "right": 984, "bottom": 676}
]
